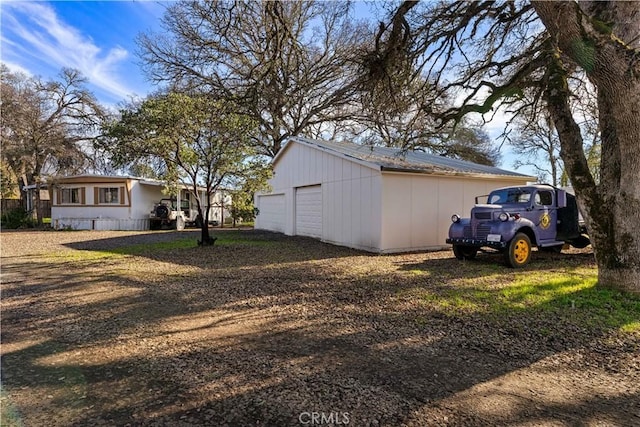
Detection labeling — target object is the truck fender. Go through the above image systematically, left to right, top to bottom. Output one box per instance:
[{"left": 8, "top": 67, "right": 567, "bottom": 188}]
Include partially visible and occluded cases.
[
  {"left": 500, "top": 218, "right": 535, "bottom": 244},
  {"left": 513, "top": 225, "right": 537, "bottom": 247}
]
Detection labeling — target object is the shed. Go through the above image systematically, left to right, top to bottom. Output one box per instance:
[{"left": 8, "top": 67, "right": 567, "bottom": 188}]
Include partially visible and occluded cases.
[{"left": 254, "top": 137, "right": 535, "bottom": 253}]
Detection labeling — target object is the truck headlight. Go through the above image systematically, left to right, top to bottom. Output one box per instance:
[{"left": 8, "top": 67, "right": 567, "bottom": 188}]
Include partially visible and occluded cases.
[
  {"left": 499, "top": 212, "right": 509, "bottom": 222},
  {"left": 451, "top": 214, "right": 461, "bottom": 223}
]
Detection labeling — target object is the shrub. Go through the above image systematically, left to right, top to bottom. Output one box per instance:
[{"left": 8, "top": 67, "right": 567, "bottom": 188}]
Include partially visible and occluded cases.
[{"left": 0, "top": 208, "right": 33, "bottom": 229}]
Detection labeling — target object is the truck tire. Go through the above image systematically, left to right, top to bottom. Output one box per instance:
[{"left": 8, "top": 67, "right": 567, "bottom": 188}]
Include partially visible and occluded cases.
[
  {"left": 156, "top": 205, "right": 169, "bottom": 219},
  {"left": 175, "top": 216, "right": 185, "bottom": 231},
  {"left": 505, "top": 232, "right": 532, "bottom": 268},
  {"left": 570, "top": 235, "right": 590, "bottom": 249},
  {"left": 453, "top": 245, "right": 478, "bottom": 260}
]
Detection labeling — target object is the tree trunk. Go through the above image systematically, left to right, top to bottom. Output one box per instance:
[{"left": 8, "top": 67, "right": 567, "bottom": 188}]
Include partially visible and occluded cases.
[
  {"left": 534, "top": 1, "right": 640, "bottom": 293},
  {"left": 591, "top": 68, "right": 640, "bottom": 293},
  {"left": 549, "top": 153, "right": 558, "bottom": 187},
  {"left": 35, "top": 181, "right": 43, "bottom": 226},
  {"left": 194, "top": 193, "right": 215, "bottom": 246},
  {"left": 220, "top": 193, "right": 225, "bottom": 228},
  {"left": 231, "top": 197, "right": 237, "bottom": 228},
  {"left": 202, "top": 204, "right": 217, "bottom": 245}
]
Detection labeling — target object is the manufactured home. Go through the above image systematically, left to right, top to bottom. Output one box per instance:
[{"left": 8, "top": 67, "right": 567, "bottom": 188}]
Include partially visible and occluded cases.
[{"left": 50, "top": 175, "right": 229, "bottom": 230}]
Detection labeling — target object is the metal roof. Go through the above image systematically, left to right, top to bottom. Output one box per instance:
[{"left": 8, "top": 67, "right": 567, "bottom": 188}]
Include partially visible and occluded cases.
[{"left": 289, "top": 136, "right": 533, "bottom": 179}]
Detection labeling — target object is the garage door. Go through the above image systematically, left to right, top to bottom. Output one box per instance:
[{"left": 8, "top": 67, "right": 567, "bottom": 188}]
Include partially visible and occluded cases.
[
  {"left": 295, "top": 185, "right": 322, "bottom": 238},
  {"left": 256, "top": 194, "right": 285, "bottom": 233}
]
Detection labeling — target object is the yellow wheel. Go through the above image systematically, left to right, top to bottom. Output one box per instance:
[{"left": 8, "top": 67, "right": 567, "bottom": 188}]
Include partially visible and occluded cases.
[{"left": 505, "top": 232, "right": 532, "bottom": 268}]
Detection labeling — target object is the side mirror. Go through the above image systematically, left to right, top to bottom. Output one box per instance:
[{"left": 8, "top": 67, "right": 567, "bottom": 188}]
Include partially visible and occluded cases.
[{"left": 556, "top": 190, "right": 567, "bottom": 208}]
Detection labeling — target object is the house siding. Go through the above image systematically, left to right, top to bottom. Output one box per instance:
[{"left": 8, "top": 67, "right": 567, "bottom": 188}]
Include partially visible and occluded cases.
[
  {"left": 51, "top": 176, "right": 227, "bottom": 230},
  {"left": 52, "top": 179, "right": 159, "bottom": 230}
]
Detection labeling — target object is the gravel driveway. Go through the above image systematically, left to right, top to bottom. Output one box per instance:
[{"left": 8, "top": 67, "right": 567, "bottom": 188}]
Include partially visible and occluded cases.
[
  {"left": 1, "top": 229, "right": 639, "bottom": 426},
  {"left": 1, "top": 229, "right": 204, "bottom": 256}
]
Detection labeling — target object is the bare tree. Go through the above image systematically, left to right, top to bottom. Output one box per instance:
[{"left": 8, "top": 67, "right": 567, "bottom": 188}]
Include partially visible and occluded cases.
[
  {"left": 138, "top": 0, "right": 368, "bottom": 157},
  {"left": 362, "top": 1, "right": 640, "bottom": 293},
  {"left": 1, "top": 65, "right": 105, "bottom": 224},
  {"left": 348, "top": 68, "right": 500, "bottom": 164},
  {"left": 509, "top": 72, "right": 602, "bottom": 186},
  {"left": 569, "top": 74, "right": 601, "bottom": 185},
  {"left": 357, "top": 112, "right": 500, "bottom": 166},
  {"left": 510, "top": 112, "right": 563, "bottom": 185},
  {"left": 434, "top": 125, "right": 500, "bottom": 166}
]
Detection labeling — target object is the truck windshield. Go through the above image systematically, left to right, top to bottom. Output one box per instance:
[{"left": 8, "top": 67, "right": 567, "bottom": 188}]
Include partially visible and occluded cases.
[{"left": 488, "top": 189, "right": 532, "bottom": 204}]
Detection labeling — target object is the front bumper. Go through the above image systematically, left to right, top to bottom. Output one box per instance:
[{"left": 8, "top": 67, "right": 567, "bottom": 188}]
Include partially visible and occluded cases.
[{"left": 446, "top": 237, "right": 507, "bottom": 250}]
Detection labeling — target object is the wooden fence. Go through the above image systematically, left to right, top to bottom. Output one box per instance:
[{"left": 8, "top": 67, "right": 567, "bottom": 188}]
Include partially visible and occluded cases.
[{"left": 1, "top": 199, "right": 52, "bottom": 218}]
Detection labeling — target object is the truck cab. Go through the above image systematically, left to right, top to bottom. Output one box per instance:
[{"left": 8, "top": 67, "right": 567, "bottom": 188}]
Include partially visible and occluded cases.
[{"left": 446, "top": 184, "right": 590, "bottom": 267}]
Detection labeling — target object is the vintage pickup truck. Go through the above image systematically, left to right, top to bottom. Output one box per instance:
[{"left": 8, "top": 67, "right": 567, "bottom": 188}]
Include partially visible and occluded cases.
[{"left": 446, "top": 184, "right": 590, "bottom": 267}]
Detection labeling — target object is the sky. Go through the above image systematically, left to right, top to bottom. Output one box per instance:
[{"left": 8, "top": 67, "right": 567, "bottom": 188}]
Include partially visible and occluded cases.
[
  {"left": 1, "top": 0, "right": 529, "bottom": 175},
  {"left": 1, "top": 0, "right": 166, "bottom": 105}
]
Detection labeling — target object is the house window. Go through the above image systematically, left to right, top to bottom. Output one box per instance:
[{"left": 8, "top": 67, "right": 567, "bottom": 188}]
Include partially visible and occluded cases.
[
  {"left": 98, "top": 187, "right": 121, "bottom": 204},
  {"left": 61, "top": 188, "right": 81, "bottom": 204}
]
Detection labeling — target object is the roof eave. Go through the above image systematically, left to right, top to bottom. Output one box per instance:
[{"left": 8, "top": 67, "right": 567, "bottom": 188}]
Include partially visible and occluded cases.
[
  {"left": 277, "top": 136, "right": 381, "bottom": 172},
  {"left": 380, "top": 166, "right": 535, "bottom": 180}
]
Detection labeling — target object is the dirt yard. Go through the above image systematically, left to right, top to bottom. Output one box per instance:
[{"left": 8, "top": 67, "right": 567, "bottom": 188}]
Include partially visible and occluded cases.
[{"left": 1, "top": 229, "right": 639, "bottom": 426}]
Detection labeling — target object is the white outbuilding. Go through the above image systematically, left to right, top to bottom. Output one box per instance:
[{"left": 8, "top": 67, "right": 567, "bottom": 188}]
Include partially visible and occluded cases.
[{"left": 255, "top": 137, "right": 535, "bottom": 253}]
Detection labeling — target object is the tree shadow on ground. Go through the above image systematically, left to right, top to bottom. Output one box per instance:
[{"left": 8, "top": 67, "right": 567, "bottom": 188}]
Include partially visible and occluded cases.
[
  {"left": 61, "top": 229, "right": 367, "bottom": 270},
  {"left": 2, "top": 235, "right": 638, "bottom": 426}
]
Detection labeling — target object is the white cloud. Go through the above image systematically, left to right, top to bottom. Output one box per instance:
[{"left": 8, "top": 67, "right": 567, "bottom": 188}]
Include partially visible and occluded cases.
[
  {"left": 1, "top": 2, "right": 137, "bottom": 101},
  {"left": 2, "top": 60, "right": 33, "bottom": 77}
]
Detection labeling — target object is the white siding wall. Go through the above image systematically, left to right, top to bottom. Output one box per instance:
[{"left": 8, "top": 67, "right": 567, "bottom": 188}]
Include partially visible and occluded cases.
[
  {"left": 255, "top": 142, "right": 383, "bottom": 251},
  {"left": 380, "top": 173, "right": 531, "bottom": 252},
  {"left": 51, "top": 178, "right": 230, "bottom": 230},
  {"left": 52, "top": 181, "right": 165, "bottom": 230},
  {"left": 134, "top": 184, "right": 164, "bottom": 218},
  {"left": 206, "top": 191, "right": 231, "bottom": 223}
]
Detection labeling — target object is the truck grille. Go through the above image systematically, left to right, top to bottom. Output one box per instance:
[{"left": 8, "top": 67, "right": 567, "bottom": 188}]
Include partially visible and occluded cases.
[
  {"left": 474, "top": 212, "right": 492, "bottom": 220},
  {"left": 463, "top": 224, "right": 491, "bottom": 239},
  {"left": 476, "top": 224, "right": 491, "bottom": 239}
]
